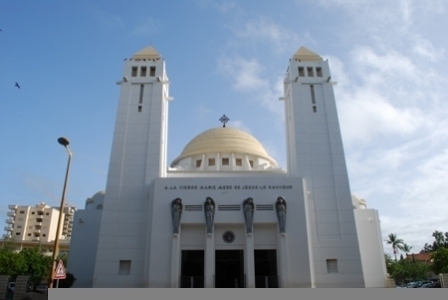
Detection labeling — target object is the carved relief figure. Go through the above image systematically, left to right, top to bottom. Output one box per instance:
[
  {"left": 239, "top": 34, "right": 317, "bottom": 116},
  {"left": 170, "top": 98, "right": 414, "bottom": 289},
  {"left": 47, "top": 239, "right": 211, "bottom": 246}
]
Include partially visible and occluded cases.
[
  {"left": 204, "top": 197, "right": 215, "bottom": 234},
  {"left": 243, "top": 197, "right": 254, "bottom": 233},
  {"left": 276, "top": 197, "right": 287, "bottom": 233},
  {"left": 171, "top": 198, "right": 183, "bottom": 234}
]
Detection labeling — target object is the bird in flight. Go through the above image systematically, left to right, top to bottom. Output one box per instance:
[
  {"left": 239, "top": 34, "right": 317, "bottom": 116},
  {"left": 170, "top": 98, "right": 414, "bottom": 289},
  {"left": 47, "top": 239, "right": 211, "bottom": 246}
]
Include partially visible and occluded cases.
[{"left": 15, "top": 82, "right": 20, "bottom": 89}]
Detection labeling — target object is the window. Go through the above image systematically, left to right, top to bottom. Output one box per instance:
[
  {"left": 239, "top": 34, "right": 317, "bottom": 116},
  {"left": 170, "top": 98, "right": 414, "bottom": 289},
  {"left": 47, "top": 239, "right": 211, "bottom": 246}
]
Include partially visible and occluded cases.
[
  {"left": 140, "top": 66, "right": 147, "bottom": 77},
  {"left": 131, "top": 67, "right": 138, "bottom": 77},
  {"left": 150, "top": 67, "right": 156, "bottom": 77},
  {"left": 298, "top": 67, "right": 305, "bottom": 77},
  {"left": 307, "top": 67, "right": 314, "bottom": 77},
  {"left": 316, "top": 67, "right": 323, "bottom": 77},
  {"left": 139, "top": 84, "right": 144, "bottom": 103},
  {"left": 310, "top": 85, "right": 315, "bottom": 104},
  {"left": 138, "top": 106, "right": 142, "bottom": 112},
  {"left": 313, "top": 106, "right": 317, "bottom": 113},
  {"left": 208, "top": 158, "right": 215, "bottom": 166},
  {"left": 222, "top": 158, "right": 229, "bottom": 166},
  {"left": 235, "top": 158, "right": 242, "bottom": 166},
  {"left": 196, "top": 159, "right": 202, "bottom": 168},
  {"left": 249, "top": 160, "right": 254, "bottom": 168},
  {"left": 96, "top": 204, "right": 103, "bottom": 210},
  {"left": 19, "top": 211, "right": 24, "bottom": 214},
  {"left": 37, "top": 211, "right": 43, "bottom": 215},
  {"left": 31, "top": 212, "right": 35, "bottom": 215},
  {"left": 45, "top": 213, "right": 49, "bottom": 215},
  {"left": 18, "top": 217, "right": 23, "bottom": 221},
  {"left": 36, "top": 218, "right": 43, "bottom": 222},
  {"left": 17, "top": 225, "right": 22, "bottom": 229},
  {"left": 35, "top": 225, "right": 41, "bottom": 230},
  {"left": 15, "top": 232, "right": 20, "bottom": 236},
  {"left": 27, "top": 233, "right": 31, "bottom": 236},
  {"left": 42, "top": 234, "right": 46, "bottom": 237},
  {"left": 326, "top": 259, "right": 338, "bottom": 273},
  {"left": 119, "top": 260, "right": 131, "bottom": 275}
]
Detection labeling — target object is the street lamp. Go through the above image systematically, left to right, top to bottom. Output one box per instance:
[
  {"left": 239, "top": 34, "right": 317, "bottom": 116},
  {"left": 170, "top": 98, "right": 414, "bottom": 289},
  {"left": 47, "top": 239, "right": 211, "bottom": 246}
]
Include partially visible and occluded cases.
[{"left": 48, "top": 137, "right": 72, "bottom": 288}]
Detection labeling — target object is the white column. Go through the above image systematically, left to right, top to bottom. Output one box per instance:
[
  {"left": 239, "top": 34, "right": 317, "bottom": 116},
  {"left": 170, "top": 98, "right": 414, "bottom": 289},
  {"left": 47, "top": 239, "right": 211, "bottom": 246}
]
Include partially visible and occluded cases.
[
  {"left": 170, "top": 233, "right": 180, "bottom": 288},
  {"left": 244, "top": 233, "right": 255, "bottom": 288},
  {"left": 278, "top": 233, "right": 290, "bottom": 287},
  {"left": 204, "top": 234, "right": 215, "bottom": 288}
]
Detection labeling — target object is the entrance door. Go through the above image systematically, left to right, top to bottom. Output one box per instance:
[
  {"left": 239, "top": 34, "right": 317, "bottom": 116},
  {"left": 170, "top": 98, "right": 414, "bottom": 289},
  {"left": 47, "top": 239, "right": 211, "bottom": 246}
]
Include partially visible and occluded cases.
[
  {"left": 254, "top": 249, "right": 279, "bottom": 288},
  {"left": 180, "top": 250, "right": 204, "bottom": 288},
  {"left": 215, "top": 250, "right": 244, "bottom": 288}
]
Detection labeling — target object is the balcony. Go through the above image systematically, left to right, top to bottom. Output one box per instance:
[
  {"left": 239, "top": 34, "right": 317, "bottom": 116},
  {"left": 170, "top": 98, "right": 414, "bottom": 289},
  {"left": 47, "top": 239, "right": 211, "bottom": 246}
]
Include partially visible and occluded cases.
[
  {"left": 8, "top": 205, "right": 17, "bottom": 210},
  {"left": 7, "top": 212, "right": 15, "bottom": 217},
  {"left": 5, "top": 219, "right": 14, "bottom": 224},
  {"left": 4, "top": 226, "right": 13, "bottom": 231}
]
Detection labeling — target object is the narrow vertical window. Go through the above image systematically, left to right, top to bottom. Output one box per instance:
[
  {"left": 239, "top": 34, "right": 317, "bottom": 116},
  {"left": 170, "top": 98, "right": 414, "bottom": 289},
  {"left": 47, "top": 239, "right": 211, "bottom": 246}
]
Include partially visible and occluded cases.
[
  {"left": 141, "top": 66, "right": 147, "bottom": 77},
  {"left": 131, "top": 67, "right": 138, "bottom": 77},
  {"left": 150, "top": 67, "right": 156, "bottom": 77},
  {"left": 298, "top": 67, "right": 305, "bottom": 77},
  {"left": 307, "top": 67, "right": 314, "bottom": 77},
  {"left": 316, "top": 67, "right": 323, "bottom": 77},
  {"left": 139, "top": 84, "right": 144, "bottom": 104},
  {"left": 310, "top": 85, "right": 316, "bottom": 104},
  {"left": 138, "top": 106, "right": 142, "bottom": 112},
  {"left": 313, "top": 106, "right": 317, "bottom": 113},
  {"left": 196, "top": 160, "right": 202, "bottom": 168},
  {"left": 249, "top": 160, "right": 254, "bottom": 168},
  {"left": 119, "top": 260, "right": 131, "bottom": 275}
]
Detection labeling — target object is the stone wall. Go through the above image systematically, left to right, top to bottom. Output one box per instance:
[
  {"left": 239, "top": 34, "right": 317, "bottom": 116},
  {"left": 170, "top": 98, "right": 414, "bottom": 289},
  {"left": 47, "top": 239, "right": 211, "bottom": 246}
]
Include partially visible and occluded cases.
[{"left": 440, "top": 273, "right": 448, "bottom": 288}]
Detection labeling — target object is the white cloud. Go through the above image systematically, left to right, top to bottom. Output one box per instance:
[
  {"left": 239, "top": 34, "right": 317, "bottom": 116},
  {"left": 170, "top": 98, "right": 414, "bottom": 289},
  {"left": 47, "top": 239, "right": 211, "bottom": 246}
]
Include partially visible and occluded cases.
[
  {"left": 194, "top": 0, "right": 236, "bottom": 13},
  {"left": 97, "top": 11, "right": 125, "bottom": 30},
  {"left": 234, "top": 17, "right": 300, "bottom": 54},
  {"left": 132, "top": 18, "right": 159, "bottom": 36},
  {"left": 412, "top": 35, "right": 445, "bottom": 62},
  {"left": 217, "top": 55, "right": 283, "bottom": 117},
  {"left": 230, "top": 120, "right": 252, "bottom": 134}
]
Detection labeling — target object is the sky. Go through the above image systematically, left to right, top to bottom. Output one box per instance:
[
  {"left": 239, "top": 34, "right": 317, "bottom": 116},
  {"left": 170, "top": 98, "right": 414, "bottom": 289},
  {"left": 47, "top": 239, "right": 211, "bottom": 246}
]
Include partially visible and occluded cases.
[{"left": 1, "top": 0, "right": 447, "bottom": 257}]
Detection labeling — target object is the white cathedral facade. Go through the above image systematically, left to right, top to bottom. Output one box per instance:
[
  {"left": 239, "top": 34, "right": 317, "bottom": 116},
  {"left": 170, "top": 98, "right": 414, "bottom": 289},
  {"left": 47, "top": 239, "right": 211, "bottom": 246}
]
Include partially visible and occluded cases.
[{"left": 68, "top": 46, "right": 387, "bottom": 288}]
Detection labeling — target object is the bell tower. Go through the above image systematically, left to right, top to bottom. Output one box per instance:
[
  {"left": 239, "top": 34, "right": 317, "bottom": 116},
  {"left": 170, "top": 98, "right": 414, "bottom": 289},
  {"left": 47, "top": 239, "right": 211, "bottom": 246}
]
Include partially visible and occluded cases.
[
  {"left": 92, "top": 46, "right": 171, "bottom": 287},
  {"left": 282, "top": 47, "right": 365, "bottom": 287}
]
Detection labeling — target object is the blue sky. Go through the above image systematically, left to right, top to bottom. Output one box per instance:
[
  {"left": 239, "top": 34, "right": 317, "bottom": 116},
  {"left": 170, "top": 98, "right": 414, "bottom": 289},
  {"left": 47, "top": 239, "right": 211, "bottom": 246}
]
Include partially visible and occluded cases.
[{"left": 1, "top": 0, "right": 447, "bottom": 256}]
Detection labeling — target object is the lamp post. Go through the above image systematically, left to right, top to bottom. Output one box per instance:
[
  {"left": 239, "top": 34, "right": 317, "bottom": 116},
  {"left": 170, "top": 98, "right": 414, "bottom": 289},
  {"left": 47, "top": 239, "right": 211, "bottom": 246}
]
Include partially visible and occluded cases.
[{"left": 48, "top": 137, "right": 72, "bottom": 288}]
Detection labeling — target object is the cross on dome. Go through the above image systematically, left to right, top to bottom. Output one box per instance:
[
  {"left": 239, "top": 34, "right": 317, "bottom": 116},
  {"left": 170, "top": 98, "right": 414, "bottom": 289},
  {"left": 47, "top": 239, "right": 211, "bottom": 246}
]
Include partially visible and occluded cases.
[{"left": 219, "top": 114, "right": 230, "bottom": 127}]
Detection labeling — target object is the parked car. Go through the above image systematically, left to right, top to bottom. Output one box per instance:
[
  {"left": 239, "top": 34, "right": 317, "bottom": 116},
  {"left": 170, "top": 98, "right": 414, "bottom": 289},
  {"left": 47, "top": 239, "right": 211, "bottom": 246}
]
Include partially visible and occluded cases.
[
  {"left": 8, "top": 282, "right": 15, "bottom": 293},
  {"left": 36, "top": 284, "right": 48, "bottom": 293}
]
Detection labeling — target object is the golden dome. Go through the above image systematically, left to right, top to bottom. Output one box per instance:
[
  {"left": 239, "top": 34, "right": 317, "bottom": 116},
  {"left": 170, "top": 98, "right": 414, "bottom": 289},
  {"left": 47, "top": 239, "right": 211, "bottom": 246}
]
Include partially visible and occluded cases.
[{"left": 170, "top": 127, "right": 277, "bottom": 167}]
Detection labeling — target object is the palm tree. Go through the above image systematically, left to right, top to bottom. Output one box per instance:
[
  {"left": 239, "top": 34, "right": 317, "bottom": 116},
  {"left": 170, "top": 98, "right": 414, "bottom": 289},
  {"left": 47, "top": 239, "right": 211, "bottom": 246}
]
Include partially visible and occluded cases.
[
  {"left": 386, "top": 233, "right": 404, "bottom": 261},
  {"left": 402, "top": 243, "right": 412, "bottom": 254}
]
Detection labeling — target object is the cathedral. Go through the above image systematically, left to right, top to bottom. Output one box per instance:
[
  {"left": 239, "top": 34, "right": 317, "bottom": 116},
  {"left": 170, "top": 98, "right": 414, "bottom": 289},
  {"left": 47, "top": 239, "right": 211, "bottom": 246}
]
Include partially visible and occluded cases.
[{"left": 67, "top": 45, "right": 387, "bottom": 288}]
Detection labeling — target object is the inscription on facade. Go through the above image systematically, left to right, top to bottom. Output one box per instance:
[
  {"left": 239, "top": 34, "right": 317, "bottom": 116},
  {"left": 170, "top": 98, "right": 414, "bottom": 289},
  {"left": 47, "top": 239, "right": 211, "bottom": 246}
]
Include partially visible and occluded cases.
[{"left": 163, "top": 184, "right": 293, "bottom": 190}]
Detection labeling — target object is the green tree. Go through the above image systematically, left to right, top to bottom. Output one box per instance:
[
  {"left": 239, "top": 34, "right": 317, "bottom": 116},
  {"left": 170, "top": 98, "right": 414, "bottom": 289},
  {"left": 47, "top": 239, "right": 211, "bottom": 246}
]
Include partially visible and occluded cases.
[
  {"left": 420, "top": 230, "right": 448, "bottom": 252},
  {"left": 386, "top": 233, "right": 404, "bottom": 262},
  {"left": 402, "top": 243, "right": 412, "bottom": 255},
  {"left": 431, "top": 247, "right": 448, "bottom": 274},
  {"left": 0, "top": 248, "right": 27, "bottom": 276},
  {"left": 17, "top": 248, "right": 52, "bottom": 287},
  {"left": 390, "top": 259, "right": 429, "bottom": 284}
]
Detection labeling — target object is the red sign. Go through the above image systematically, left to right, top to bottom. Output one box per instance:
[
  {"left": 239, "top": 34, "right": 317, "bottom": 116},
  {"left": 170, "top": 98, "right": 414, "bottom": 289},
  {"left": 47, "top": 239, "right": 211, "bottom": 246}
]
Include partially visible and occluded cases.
[{"left": 54, "top": 260, "right": 66, "bottom": 279}]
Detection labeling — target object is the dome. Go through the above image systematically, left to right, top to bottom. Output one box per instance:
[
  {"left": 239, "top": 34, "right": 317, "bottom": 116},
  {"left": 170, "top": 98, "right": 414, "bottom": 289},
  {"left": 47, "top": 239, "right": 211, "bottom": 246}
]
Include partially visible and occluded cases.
[{"left": 170, "top": 127, "right": 277, "bottom": 168}]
